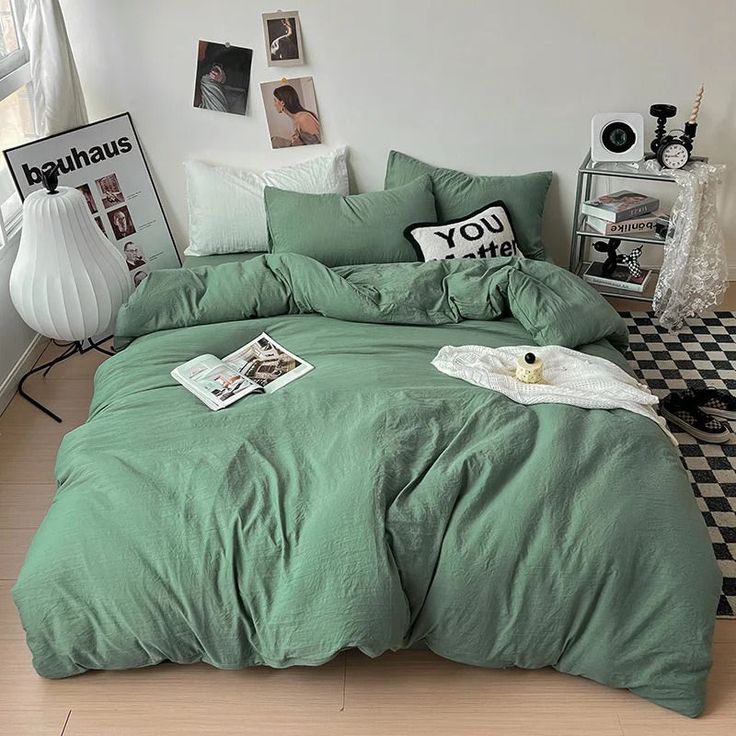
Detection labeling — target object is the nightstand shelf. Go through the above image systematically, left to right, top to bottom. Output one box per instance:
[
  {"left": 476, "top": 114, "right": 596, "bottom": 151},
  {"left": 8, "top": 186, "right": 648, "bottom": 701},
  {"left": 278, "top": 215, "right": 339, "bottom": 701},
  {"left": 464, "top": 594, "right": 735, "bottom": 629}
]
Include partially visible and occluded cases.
[
  {"left": 569, "top": 150, "right": 706, "bottom": 304},
  {"left": 575, "top": 221, "right": 666, "bottom": 247},
  {"left": 576, "top": 262, "right": 659, "bottom": 303}
]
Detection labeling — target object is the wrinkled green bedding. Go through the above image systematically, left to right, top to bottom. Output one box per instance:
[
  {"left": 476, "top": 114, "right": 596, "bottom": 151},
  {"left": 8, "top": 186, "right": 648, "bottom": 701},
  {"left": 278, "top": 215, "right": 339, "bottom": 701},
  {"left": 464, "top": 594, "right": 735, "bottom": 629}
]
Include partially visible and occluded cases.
[
  {"left": 182, "top": 251, "right": 265, "bottom": 268},
  {"left": 13, "top": 255, "right": 720, "bottom": 716}
]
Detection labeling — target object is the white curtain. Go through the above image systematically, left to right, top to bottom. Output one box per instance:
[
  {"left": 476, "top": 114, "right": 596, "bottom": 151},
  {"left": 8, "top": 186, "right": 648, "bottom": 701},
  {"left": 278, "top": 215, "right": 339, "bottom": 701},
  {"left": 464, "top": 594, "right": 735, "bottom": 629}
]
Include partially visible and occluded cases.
[{"left": 23, "top": 0, "right": 88, "bottom": 137}]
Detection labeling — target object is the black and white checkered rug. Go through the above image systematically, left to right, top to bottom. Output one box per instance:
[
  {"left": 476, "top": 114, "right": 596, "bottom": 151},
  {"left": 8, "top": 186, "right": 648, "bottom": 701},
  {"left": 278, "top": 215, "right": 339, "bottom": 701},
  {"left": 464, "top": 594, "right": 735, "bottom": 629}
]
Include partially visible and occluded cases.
[{"left": 623, "top": 312, "right": 736, "bottom": 618}]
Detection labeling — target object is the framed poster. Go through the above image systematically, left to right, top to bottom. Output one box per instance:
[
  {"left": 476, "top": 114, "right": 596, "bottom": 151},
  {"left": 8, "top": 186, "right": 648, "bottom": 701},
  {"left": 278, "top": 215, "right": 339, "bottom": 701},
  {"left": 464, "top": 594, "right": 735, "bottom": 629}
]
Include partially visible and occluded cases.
[{"left": 3, "top": 113, "right": 180, "bottom": 287}]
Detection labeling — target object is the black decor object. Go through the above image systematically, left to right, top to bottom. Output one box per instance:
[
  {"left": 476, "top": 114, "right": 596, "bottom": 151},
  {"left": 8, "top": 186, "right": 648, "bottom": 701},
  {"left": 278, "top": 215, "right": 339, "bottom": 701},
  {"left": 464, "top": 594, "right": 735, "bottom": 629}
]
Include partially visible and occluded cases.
[
  {"left": 649, "top": 97, "right": 699, "bottom": 170},
  {"left": 649, "top": 104, "right": 678, "bottom": 154},
  {"left": 41, "top": 162, "right": 59, "bottom": 194},
  {"left": 592, "top": 238, "right": 643, "bottom": 278},
  {"left": 593, "top": 238, "right": 622, "bottom": 277},
  {"left": 619, "top": 247, "right": 643, "bottom": 278},
  {"left": 524, "top": 352, "right": 536, "bottom": 364}
]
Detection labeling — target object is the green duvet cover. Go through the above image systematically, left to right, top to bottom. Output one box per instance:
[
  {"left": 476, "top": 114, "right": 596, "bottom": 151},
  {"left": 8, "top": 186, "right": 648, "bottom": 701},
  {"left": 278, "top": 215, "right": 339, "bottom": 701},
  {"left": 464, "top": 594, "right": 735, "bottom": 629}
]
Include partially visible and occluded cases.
[{"left": 13, "top": 255, "right": 720, "bottom": 716}]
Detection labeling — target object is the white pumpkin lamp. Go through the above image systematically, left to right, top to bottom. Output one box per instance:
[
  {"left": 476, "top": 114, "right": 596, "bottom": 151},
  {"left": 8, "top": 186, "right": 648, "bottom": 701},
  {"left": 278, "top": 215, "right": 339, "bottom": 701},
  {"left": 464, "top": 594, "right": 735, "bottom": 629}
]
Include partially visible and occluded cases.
[{"left": 9, "top": 165, "right": 132, "bottom": 422}]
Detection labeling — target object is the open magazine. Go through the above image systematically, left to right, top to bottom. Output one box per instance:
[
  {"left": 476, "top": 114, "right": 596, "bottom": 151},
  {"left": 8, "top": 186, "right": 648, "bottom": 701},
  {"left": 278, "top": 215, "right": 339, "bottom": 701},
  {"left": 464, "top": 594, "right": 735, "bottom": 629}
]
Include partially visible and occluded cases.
[{"left": 171, "top": 332, "right": 313, "bottom": 411}]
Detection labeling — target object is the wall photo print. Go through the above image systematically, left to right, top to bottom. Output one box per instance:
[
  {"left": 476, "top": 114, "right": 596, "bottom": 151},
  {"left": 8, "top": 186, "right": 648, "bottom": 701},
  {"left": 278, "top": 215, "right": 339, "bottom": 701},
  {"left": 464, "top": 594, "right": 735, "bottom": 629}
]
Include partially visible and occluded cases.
[
  {"left": 262, "top": 11, "right": 303, "bottom": 66},
  {"left": 193, "top": 40, "right": 253, "bottom": 116},
  {"left": 260, "top": 77, "right": 321, "bottom": 148}
]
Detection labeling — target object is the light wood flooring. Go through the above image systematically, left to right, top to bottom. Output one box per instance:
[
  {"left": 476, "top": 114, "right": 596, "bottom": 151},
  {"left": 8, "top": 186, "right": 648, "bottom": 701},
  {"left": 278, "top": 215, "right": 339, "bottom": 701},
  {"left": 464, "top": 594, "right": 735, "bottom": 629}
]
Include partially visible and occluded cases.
[{"left": 1, "top": 333, "right": 736, "bottom": 735}]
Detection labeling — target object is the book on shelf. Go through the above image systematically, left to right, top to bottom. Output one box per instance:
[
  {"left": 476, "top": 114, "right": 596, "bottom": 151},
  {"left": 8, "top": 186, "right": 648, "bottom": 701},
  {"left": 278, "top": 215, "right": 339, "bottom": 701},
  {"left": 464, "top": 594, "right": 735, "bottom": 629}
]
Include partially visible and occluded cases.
[
  {"left": 581, "top": 190, "right": 659, "bottom": 223},
  {"left": 584, "top": 210, "right": 668, "bottom": 236},
  {"left": 582, "top": 261, "right": 652, "bottom": 293}
]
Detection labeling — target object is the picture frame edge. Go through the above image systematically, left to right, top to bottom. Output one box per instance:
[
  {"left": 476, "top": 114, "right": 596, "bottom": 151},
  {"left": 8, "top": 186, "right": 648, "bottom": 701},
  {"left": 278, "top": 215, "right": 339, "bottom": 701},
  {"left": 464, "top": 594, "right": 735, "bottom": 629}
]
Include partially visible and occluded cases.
[{"left": 3, "top": 112, "right": 181, "bottom": 266}]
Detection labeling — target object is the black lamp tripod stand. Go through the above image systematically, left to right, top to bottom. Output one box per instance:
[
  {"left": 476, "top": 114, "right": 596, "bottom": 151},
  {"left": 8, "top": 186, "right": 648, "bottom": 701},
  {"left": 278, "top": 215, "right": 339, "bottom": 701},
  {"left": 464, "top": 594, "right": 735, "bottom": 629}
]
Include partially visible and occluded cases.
[{"left": 18, "top": 337, "right": 115, "bottom": 423}]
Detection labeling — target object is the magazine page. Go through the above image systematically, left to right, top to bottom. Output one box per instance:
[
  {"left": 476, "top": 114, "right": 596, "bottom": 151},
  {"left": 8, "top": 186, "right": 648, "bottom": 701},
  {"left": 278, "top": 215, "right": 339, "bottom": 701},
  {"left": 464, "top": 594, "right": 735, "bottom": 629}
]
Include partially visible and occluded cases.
[
  {"left": 223, "top": 333, "right": 313, "bottom": 393},
  {"left": 172, "top": 355, "right": 262, "bottom": 410}
]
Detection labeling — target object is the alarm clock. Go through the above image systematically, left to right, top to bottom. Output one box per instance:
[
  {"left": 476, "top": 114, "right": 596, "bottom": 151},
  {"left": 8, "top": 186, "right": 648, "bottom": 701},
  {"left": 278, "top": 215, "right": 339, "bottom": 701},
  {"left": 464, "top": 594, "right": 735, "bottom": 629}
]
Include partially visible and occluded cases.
[{"left": 657, "top": 139, "right": 690, "bottom": 169}]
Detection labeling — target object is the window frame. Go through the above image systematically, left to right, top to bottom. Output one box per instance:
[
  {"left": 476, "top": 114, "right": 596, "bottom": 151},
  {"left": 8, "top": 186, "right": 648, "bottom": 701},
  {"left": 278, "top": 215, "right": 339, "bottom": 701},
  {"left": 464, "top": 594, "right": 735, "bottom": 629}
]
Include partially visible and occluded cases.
[
  {"left": 0, "top": 0, "right": 31, "bottom": 249},
  {"left": 0, "top": 0, "right": 29, "bottom": 80}
]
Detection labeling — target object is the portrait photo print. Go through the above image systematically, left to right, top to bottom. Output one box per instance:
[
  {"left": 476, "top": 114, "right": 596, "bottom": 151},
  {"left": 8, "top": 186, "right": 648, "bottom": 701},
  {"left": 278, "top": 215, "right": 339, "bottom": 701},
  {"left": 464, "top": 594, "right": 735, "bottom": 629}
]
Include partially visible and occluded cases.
[
  {"left": 262, "top": 11, "right": 303, "bottom": 66},
  {"left": 193, "top": 40, "right": 253, "bottom": 116},
  {"left": 260, "top": 77, "right": 321, "bottom": 149},
  {"left": 95, "top": 173, "right": 124, "bottom": 208},
  {"left": 76, "top": 183, "right": 97, "bottom": 214},
  {"left": 107, "top": 205, "right": 136, "bottom": 240},
  {"left": 123, "top": 241, "right": 146, "bottom": 271},
  {"left": 132, "top": 268, "right": 148, "bottom": 288}
]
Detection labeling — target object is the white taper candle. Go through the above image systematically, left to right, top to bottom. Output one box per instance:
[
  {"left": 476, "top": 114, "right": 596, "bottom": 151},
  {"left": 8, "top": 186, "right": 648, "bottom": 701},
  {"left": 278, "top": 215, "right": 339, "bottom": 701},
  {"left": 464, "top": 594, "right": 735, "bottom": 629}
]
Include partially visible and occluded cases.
[{"left": 689, "top": 84, "right": 704, "bottom": 124}]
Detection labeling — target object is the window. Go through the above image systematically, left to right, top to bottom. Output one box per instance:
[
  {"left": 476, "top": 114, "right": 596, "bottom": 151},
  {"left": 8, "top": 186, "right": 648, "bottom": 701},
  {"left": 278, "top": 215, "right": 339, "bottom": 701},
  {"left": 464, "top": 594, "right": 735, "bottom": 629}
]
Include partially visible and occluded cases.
[{"left": 0, "top": 0, "right": 32, "bottom": 245}]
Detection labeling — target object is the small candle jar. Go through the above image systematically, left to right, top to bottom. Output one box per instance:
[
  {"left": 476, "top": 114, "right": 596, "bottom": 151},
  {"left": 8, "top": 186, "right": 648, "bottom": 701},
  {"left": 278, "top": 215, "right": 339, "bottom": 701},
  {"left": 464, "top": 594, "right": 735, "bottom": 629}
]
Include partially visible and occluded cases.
[{"left": 515, "top": 352, "right": 544, "bottom": 384}]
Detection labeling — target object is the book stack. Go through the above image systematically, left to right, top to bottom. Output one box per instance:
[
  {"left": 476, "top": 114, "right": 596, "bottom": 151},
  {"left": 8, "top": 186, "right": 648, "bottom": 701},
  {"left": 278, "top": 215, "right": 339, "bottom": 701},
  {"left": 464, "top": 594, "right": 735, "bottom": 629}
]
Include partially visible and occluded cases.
[
  {"left": 581, "top": 190, "right": 663, "bottom": 293},
  {"left": 582, "top": 190, "right": 660, "bottom": 230},
  {"left": 584, "top": 208, "right": 669, "bottom": 237},
  {"left": 583, "top": 261, "right": 651, "bottom": 293}
]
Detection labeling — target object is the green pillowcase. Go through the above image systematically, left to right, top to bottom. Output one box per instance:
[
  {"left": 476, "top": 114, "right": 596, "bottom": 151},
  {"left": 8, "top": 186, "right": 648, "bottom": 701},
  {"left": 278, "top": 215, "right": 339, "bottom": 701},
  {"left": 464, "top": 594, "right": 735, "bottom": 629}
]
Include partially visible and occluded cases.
[
  {"left": 385, "top": 150, "right": 552, "bottom": 260},
  {"left": 265, "top": 175, "right": 435, "bottom": 267}
]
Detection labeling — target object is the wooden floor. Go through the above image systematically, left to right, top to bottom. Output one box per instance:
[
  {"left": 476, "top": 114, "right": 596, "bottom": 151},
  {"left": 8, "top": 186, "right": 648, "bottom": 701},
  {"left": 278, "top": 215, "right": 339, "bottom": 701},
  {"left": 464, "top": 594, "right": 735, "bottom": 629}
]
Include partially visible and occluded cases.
[{"left": 1, "top": 339, "right": 735, "bottom": 735}]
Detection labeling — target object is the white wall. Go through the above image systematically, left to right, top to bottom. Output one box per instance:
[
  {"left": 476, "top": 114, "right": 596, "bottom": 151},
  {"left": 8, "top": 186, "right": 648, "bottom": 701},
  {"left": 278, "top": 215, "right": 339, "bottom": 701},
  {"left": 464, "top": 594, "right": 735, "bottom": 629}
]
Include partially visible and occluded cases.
[
  {"left": 52, "top": 0, "right": 736, "bottom": 271},
  {"left": 0, "top": 231, "right": 46, "bottom": 412},
  {"left": 0, "top": 239, "right": 35, "bottom": 378}
]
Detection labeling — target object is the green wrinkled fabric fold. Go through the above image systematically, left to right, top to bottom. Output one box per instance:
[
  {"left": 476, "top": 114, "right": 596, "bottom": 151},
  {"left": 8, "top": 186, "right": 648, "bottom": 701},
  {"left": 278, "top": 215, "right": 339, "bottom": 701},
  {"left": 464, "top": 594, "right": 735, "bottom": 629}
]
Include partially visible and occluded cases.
[{"left": 114, "top": 254, "right": 629, "bottom": 353}]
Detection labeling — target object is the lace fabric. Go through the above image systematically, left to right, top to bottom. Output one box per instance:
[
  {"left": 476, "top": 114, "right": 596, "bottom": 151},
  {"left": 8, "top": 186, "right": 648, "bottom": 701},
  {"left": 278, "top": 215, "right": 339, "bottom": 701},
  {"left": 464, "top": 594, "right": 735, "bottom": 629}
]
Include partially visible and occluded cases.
[{"left": 643, "top": 160, "right": 728, "bottom": 331}]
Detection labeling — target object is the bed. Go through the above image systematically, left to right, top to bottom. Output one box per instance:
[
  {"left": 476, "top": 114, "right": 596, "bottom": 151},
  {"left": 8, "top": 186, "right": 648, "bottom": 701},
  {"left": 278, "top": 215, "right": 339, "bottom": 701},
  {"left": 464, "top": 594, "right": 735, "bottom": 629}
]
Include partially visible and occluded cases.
[{"left": 12, "top": 253, "right": 720, "bottom": 717}]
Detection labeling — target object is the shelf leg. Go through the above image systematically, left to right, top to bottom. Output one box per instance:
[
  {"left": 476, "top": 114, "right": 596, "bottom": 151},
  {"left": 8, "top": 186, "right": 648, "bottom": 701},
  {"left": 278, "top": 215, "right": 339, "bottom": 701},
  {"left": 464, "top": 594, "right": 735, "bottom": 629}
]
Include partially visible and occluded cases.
[{"left": 569, "top": 171, "right": 586, "bottom": 271}]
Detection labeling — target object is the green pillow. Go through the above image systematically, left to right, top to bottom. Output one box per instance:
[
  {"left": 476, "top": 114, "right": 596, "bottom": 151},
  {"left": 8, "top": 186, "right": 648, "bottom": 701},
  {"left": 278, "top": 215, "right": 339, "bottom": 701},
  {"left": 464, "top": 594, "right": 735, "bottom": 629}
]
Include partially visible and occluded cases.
[
  {"left": 384, "top": 150, "right": 552, "bottom": 260},
  {"left": 265, "top": 175, "right": 435, "bottom": 267}
]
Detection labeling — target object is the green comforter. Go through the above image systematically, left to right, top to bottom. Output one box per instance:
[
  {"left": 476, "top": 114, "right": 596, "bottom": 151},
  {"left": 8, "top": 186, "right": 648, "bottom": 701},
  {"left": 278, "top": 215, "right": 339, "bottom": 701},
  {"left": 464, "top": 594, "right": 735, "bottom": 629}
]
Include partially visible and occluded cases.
[{"left": 13, "top": 255, "right": 720, "bottom": 716}]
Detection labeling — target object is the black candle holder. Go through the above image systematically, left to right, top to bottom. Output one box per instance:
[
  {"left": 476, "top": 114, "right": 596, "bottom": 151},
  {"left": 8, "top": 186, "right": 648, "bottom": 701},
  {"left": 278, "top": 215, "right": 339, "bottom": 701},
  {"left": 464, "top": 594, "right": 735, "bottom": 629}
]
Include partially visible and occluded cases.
[{"left": 649, "top": 104, "right": 677, "bottom": 154}]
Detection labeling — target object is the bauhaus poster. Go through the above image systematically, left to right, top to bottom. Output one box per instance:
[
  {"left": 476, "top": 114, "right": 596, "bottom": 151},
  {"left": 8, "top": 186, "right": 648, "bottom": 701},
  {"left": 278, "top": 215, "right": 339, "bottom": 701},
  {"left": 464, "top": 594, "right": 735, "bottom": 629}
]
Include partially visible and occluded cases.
[{"left": 4, "top": 112, "right": 179, "bottom": 288}]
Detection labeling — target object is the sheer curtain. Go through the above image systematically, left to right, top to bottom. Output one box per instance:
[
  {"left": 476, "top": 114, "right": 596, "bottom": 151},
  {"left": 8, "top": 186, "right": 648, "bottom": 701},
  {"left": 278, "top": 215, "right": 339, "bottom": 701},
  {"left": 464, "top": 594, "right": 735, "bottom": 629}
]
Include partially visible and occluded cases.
[{"left": 23, "top": 0, "right": 87, "bottom": 137}]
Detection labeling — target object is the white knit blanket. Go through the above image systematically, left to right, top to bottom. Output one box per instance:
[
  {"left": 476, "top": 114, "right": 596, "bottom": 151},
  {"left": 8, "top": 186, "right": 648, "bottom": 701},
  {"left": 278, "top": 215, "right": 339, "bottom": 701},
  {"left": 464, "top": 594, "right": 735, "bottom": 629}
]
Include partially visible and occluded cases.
[{"left": 432, "top": 344, "right": 676, "bottom": 444}]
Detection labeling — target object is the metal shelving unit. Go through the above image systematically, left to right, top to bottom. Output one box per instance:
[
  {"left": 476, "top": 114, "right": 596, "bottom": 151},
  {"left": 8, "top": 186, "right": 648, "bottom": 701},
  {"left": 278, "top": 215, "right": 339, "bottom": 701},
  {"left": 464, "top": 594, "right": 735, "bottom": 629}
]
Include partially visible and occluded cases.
[{"left": 568, "top": 151, "right": 705, "bottom": 303}]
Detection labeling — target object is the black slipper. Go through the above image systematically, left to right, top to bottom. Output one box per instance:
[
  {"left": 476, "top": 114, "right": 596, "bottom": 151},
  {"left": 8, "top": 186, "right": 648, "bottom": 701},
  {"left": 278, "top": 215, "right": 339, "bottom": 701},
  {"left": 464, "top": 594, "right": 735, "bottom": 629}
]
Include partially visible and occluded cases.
[
  {"left": 693, "top": 388, "right": 736, "bottom": 422},
  {"left": 660, "top": 392, "right": 732, "bottom": 444}
]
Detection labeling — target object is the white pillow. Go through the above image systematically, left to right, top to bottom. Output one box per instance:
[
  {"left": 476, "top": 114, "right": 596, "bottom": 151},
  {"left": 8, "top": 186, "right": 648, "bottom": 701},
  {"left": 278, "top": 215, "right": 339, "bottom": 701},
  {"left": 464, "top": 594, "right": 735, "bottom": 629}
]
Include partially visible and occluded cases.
[
  {"left": 184, "top": 147, "right": 349, "bottom": 256},
  {"left": 403, "top": 200, "right": 524, "bottom": 262}
]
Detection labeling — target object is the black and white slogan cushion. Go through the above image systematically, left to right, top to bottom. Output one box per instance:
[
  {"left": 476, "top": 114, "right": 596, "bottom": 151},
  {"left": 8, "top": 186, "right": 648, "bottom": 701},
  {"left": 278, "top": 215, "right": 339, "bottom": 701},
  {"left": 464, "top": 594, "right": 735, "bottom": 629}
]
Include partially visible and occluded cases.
[{"left": 403, "top": 200, "right": 523, "bottom": 262}]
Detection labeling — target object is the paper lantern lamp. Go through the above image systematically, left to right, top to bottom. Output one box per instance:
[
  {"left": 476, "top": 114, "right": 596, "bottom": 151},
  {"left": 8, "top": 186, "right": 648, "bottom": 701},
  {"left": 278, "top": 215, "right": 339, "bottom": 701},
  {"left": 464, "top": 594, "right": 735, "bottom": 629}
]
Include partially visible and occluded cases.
[{"left": 9, "top": 169, "right": 132, "bottom": 422}]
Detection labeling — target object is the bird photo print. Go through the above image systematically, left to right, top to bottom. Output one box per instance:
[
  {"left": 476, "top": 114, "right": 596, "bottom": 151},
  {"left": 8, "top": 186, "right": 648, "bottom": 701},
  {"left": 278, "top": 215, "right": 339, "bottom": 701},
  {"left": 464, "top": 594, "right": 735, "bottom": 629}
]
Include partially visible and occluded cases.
[{"left": 262, "top": 11, "right": 304, "bottom": 66}]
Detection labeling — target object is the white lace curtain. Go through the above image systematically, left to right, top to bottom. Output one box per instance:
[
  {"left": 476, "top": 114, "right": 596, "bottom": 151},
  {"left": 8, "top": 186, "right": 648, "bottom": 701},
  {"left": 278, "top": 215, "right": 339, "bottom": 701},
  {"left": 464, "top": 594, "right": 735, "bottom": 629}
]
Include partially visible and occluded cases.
[
  {"left": 23, "top": 0, "right": 88, "bottom": 137},
  {"left": 645, "top": 160, "right": 728, "bottom": 331}
]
